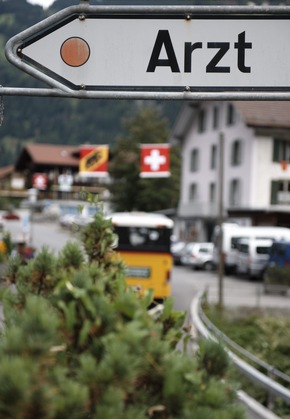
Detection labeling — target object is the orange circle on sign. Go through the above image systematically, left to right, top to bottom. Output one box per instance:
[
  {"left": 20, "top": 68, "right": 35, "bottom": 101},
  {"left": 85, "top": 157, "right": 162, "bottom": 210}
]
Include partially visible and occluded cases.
[{"left": 60, "top": 37, "right": 90, "bottom": 67}]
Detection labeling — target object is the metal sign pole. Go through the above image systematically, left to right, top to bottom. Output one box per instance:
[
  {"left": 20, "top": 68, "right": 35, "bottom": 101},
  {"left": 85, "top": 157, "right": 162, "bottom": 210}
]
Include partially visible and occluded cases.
[{"left": 218, "top": 132, "right": 224, "bottom": 310}]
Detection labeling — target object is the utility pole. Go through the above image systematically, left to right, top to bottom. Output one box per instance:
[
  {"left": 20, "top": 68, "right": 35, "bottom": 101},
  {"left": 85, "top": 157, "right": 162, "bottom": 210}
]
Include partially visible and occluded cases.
[{"left": 218, "top": 132, "right": 224, "bottom": 310}]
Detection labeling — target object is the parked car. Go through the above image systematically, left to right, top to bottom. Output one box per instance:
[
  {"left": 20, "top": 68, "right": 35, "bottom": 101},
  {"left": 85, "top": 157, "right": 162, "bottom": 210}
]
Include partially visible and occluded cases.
[
  {"left": 2, "top": 210, "right": 20, "bottom": 220},
  {"left": 59, "top": 213, "right": 77, "bottom": 229},
  {"left": 70, "top": 214, "right": 95, "bottom": 231},
  {"left": 212, "top": 224, "right": 290, "bottom": 275},
  {"left": 236, "top": 238, "right": 272, "bottom": 279},
  {"left": 171, "top": 240, "right": 187, "bottom": 265},
  {"left": 266, "top": 240, "right": 290, "bottom": 268},
  {"left": 181, "top": 242, "right": 214, "bottom": 270}
]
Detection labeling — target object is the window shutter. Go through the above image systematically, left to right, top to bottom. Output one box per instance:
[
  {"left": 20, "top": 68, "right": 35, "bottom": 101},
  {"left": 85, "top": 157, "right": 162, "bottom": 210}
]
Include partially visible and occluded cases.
[
  {"left": 273, "top": 139, "right": 279, "bottom": 162},
  {"left": 270, "top": 180, "right": 279, "bottom": 204}
]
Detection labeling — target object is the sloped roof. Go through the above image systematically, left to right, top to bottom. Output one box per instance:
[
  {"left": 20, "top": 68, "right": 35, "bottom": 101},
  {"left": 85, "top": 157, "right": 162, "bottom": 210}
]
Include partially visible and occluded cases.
[
  {"left": 169, "top": 101, "right": 290, "bottom": 144},
  {"left": 235, "top": 101, "right": 290, "bottom": 129},
  {"left": 14, "top": 144, "right": 81, "bottom": 171},
  {"left": 24, "top": 144, "right": 79, "bottom": 166},
  {"left": 0, "top": 165, "right": 14, "bottom": 179}
]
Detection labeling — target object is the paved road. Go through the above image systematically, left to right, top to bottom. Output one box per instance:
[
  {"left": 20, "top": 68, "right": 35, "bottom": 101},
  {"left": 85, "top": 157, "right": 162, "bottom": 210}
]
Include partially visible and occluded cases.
[
  {"left": 3, "top": 214, "right": 77, "bottom": 252},
  {"left": 172, "top": 264, "right": 290, "bottom": 313}
]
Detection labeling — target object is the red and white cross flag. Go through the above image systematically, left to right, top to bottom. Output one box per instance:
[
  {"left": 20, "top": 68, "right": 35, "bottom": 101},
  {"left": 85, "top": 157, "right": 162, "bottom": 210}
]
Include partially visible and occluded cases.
[
  {"left": 140, "top": 144, "right": 170, "bottom": 178},
  {"left": 33, "top": 173, "right": 48, "bottom": 190}
]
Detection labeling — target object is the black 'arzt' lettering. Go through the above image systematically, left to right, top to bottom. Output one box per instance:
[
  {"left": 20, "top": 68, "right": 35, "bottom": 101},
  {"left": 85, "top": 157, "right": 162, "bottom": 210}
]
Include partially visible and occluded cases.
[
  {"left": 147, "top": 30, "right": 180, "bottom": 73},
  {"left": 234, "top": 31, "right": 252, "bottom": 73},
  {"left": 184, "top": 42, "right": 203, "bottom": 73},
  {"left": 206, "top": 42, "right": 230, "bottom": 73}
]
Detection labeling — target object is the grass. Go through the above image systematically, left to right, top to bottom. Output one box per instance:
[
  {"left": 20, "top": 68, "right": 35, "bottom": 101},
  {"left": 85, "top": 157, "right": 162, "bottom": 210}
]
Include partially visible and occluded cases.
[{"left": 202, "top": 302, "right": 290, "bottom": 418}]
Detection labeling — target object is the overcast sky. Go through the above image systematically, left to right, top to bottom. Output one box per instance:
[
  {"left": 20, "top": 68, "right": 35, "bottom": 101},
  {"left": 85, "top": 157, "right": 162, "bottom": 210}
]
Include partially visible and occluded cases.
[{"left": 27, "top": 0, "right": 55, "bottom": 8}]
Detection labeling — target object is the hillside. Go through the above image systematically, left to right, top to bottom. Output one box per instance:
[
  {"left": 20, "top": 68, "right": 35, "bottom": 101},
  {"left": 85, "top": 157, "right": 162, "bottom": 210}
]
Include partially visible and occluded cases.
[{"left": 0, "top": 0, "right": 289, "bottom": 167}]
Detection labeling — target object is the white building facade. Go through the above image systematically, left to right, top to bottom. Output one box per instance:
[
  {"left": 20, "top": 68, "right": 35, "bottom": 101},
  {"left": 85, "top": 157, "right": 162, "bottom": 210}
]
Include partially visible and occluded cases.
[{"left": 170, "top": 101, "right": 290, "bottom": 242}]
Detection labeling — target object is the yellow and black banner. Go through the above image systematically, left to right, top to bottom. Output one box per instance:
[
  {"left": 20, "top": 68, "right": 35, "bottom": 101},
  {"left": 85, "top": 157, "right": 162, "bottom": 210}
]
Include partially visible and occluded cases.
[{"left": 79, "top": 145, "right": 109, "bottom": 177}]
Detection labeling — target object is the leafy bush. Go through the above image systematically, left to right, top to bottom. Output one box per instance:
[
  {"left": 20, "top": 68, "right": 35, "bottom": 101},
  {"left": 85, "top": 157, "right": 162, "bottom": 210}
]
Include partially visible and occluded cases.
[
  {"left": 0, "top": 208, "right": 245, "bottom": 419},
  {"left": 264, "top": 266, "right": 290, "bottom": 286}
]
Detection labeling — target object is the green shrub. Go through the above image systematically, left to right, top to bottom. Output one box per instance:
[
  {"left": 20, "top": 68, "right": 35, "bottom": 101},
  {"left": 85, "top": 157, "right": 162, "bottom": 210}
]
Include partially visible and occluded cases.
[
  {"left": 0, "top": 206, "right": 245, "bottom": 419},
  {"left": 264, "top": 266, "right": 290, "bottom": 286}
]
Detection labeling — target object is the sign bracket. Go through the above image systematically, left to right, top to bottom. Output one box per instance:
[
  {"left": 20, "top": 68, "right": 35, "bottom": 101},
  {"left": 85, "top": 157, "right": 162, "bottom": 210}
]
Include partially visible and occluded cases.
[{"left": 3, "top": 86, "right": 290, "bottom": 101}]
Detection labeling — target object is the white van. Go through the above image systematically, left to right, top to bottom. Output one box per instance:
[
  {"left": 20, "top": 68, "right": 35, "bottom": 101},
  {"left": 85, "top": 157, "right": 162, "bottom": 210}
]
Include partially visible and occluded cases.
[
  {"left": 212, "top": 223, "right": 242, "bottom": 274},
  {"left": 212, "top": 224, "right": 290, "bottom": 274},
  {"left": 236, "top": 238, "right": 273, "bottom": 279}
]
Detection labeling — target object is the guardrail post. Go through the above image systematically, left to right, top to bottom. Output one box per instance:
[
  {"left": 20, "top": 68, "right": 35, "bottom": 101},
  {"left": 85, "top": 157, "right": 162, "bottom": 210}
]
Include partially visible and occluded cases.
[{"left": 267, "top": 367, "right": 276, "bottom": 411}]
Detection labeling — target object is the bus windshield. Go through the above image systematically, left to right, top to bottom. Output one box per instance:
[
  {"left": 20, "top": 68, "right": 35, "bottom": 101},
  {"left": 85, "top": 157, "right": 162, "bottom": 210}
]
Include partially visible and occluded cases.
[{"left": 114, "top": 226, "right": 172, "bottom": 253}]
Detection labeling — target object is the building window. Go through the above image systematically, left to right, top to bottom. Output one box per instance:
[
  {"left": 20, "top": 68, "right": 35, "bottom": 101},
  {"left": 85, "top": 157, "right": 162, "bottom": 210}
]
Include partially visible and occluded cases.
[
  {"left": 226, "top": 103, "right": 235, "bottom": 125},
  {"left": 213, "top": 106, "right": 219, "bottom": 129},
  {"left": 197, "top": 109, "right": 206, "bottom": 133},
  {"left": 272, "top": 138, "right": 290, "bottom": 162},
  {"left": 231, "top": 139, "right": 242, "bottom": 166},
  {"left": 210, "top": 144, "right": 217, "bottom": 169},
  {"left": 190, "top": 148, "right": 199, "bottom": 172},
  {"left": 229, "top": 178, "right": 241, "bottom": 207},
  {"left": 271, "top": 180, "right": 290, "bottom": 205},
  {"left": 209, "top": 182, "right": 216, "bottom": 203},
  {"left": 189, "top": 183, "right": 198, "bottom": 201}
]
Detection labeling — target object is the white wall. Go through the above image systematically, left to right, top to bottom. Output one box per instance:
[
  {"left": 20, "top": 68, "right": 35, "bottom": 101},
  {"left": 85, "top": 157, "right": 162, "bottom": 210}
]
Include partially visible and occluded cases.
[
  {"left": 176, "top": 100, "right": 290, "bottom": 241},
  {"left": 180, "top": 102, "right": 256, "bottom": 213},
  {"left": 253, "top": 136, "right": 273, "bottom": 207}
]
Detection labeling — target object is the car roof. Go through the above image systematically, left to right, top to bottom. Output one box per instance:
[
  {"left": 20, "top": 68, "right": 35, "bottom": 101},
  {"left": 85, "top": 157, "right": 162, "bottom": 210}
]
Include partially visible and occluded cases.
[{"left": 186, "top": 242, "right": 213, "bottom": 247}]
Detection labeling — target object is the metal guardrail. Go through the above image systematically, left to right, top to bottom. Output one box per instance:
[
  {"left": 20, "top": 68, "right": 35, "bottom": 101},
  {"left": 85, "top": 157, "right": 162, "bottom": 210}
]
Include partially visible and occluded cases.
[
  {"left": 190, "top": 291, "right": 290, "bottom": 408},
  {"left": 148, "top": 294, "right": 279, "bottom": 419},
  {"left": 199, "top": 304, "right": 290, "bottom": 388},
  {"left": 238, "top": 390, "right": 281, "bottom": 419}
]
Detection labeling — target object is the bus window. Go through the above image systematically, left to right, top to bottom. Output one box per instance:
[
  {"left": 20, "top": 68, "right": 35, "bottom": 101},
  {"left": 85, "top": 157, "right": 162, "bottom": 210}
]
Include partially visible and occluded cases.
[{"left": 115, "top": 226, "right": 171, "bottom": 252}]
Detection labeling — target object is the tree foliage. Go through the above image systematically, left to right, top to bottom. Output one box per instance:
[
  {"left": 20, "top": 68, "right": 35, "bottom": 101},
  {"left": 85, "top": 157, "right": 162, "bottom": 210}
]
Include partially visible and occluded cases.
[
  {"left": 108, "top": 106, "right": 181, "bottom": 212},
  {"left": 0, "top": 205, "right": 245, "bottom": 418}
]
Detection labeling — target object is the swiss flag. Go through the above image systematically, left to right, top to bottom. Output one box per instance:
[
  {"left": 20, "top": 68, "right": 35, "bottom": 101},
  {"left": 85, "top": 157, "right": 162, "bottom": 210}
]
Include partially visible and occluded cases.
[
  {"left": 140, "top": 144, "right": 170, "bottom": 178},
  {"left": 33, "top": 173, "right": 48, "bottom": 190}
]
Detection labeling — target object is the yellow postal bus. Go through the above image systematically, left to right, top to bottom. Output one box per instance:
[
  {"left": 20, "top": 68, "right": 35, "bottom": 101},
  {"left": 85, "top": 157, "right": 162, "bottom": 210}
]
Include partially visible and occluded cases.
[{"left": 110, "top": 212, "right": 174, "bottom": 300}]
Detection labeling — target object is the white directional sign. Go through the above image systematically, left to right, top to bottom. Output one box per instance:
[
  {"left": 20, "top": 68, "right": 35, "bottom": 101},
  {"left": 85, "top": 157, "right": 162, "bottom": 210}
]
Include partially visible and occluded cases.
[{"left": 5, "top": 6, "right": 290, "bottom": 92}]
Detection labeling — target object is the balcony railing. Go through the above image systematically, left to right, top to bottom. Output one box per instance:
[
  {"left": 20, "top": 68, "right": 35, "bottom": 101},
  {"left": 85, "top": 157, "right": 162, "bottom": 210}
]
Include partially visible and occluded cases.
[
  {"left": 277, "top": 191, "right": 290, "bottom": 205},
  {"left": 178, "top": 201, "right": 219, "bottom": 218}
]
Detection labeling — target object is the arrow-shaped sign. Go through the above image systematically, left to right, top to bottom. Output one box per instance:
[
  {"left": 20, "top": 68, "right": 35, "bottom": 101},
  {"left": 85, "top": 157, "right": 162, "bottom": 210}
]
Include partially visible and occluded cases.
[{"left": 5, "top": 5, "right": 290, "bottom": 93}]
